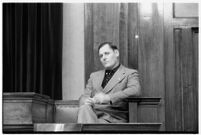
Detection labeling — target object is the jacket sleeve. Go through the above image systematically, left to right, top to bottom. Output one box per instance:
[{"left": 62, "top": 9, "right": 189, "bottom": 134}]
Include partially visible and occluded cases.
[
  {"left": 109, "top": 70, "right": 141, "bottom": 104},
  {"left": 79, "top": 73, "right": 94, "bottom": 106}
]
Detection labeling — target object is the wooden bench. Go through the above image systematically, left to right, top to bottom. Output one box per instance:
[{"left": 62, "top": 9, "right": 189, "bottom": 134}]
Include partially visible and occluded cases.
[
  {"left": 3, "top": 92, "right": 162, "bottom": 133},
  {"left": 55, "top": 96, "right": 162, "bottom": 123},
  {"left": 125, "top": 97, "right": 161, "bottom": 122}
]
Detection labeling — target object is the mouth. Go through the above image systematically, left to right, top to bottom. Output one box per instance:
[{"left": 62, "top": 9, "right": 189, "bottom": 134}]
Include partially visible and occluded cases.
[{"left": 103, "top": 61, "right": 109, "bottom": 64}]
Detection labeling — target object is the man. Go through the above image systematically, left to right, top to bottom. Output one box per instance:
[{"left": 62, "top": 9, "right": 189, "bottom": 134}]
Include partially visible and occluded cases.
[{"left": 77, "top": 42, "right": 141, "bottom": 123}]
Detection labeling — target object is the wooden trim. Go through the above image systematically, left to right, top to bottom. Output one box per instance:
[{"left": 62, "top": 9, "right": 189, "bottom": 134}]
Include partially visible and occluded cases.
[
  {"left": 3, "top": 92, "right": 54, "bottom": 104},
  {"left": 55, "top": 97, "right": 161, "bottom": 105},
  {"left": 125, "top": 97, "right": 161, "bottom": 103},
  {"left": 55, "top": 100, "right": 79, "bottom": 105},
  {"left": 129, "top": 102, "right": 137, "bottom": 122},
  {"left": 33, "top": 123, "right": 162, "bottom": 133},
  {"left": 82, "top": 123, "right": 162, "bottom": 132},
  {"left": 3, "top": 124, "right": 34, "bottom": 133}
]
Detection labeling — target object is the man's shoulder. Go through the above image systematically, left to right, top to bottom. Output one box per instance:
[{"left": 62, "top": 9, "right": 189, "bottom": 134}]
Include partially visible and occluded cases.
[
  {"left": 122, "top": 65, "right": 138, "bottom": 74},
  {"left": 90, "top": 70, "right": 104, "bottom": 77}
]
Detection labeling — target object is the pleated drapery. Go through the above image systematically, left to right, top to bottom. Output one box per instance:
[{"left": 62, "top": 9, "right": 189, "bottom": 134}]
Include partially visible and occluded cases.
[{"left": 3, "top": 3, "right": 63, "bottom": 100}]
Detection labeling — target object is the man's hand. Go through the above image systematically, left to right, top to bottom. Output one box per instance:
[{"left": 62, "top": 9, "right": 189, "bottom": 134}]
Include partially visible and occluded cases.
[
  {"left": 93, "top": 92, "right": 111, "bottom": 104},
  {"left": 84, "top": 97, "right": 95, "bottom": 106}
]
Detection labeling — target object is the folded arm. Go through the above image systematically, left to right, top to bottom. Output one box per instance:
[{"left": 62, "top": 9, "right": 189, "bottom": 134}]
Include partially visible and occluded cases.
[{"left": 109, "top": 71, "right": 141, "bottom": 104}]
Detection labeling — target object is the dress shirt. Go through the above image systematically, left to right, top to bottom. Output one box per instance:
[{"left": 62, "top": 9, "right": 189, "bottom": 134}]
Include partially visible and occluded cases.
[{"left": 101, "top": 64, "right": 120, "bottom": 88}]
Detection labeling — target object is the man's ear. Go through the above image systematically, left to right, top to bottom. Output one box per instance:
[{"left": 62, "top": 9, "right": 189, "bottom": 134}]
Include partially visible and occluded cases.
[{"left": 114, "top": 50, "right": 119, "bottom": 57}]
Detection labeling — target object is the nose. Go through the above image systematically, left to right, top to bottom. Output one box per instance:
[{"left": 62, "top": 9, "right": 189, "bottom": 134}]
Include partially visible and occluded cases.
[
  {"left": 101, "top": 55, "right": 106, "bottom": 61},
  {"left": 102, "top": 55, "right": 107, "bottom": 61}
]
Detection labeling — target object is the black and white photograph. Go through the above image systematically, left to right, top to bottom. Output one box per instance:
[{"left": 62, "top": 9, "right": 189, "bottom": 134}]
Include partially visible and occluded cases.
[{"left": 2, "top": 1, "right": 199, "bottom": 133}]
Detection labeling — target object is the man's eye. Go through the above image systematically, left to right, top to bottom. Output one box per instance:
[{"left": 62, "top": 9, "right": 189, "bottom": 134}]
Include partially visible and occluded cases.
[{"left": 105, "top": 52, "right": 109, "bottom": 55}]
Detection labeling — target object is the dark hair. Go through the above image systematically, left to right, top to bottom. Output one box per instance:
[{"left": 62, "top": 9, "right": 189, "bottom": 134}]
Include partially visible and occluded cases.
[{"left": 98, "top": 42, "right": 118, "bottom": 52}]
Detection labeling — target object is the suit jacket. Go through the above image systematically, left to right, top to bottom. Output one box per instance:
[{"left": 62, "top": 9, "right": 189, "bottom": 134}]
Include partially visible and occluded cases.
[{"left": 79, "top": 65, "right": 141, "bottom": 123}]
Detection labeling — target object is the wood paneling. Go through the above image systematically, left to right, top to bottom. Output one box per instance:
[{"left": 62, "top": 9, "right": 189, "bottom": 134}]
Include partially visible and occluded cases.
[
  {"left": 84, "top": 3, "right": 198, "bottom": 132},
  {"left": 84, "top": 3, "right": 165, "bottom": 130},
  {"left": 85, "top": 3, "right": 121, "bottom": 80},
  {"left": 119, "top": 3, "right": 128, "bottom": 66},
  {"left": 128, "top": 3, "right": 139, "bottom": 69},
  {"left": 138, "top": 3, "right": 164, "bottom": 97},
  {"left": 164, "top": 3, "right": 198, "bottom": 132},
  {"left": 164, "top": 3, "right": 176, "bottom": 131},
  {"left": 174, "top": 3, "right": 198, "bottom": 18},
  {"left": 84, "top": 4, "right": 94, "bottom": 83},
  {"left": 93, "top": 4, "right": 120, "bottom": 71},
  {"left": 137, "top": 4, "right": 165, "bottom": 130},
  {"left": 174, "top": 28, "right": 198, "bottom": 131},
  {"left": 3, "top": 92, "right": 54, "bottom": 125},
  {"left": 126, "top": 97, "right": 161, "bottom": 123},
  {"left": 138, "top": 106, "right": 158, "bottom": 122}
]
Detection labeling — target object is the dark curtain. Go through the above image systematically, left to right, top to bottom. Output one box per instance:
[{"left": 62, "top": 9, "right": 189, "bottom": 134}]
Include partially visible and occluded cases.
[{"left": 3, "top": 3, "right": 63, "bottom": 100}]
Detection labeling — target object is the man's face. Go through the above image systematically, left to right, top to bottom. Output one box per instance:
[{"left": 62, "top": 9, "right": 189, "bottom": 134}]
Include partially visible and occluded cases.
[{"left": 99, "top": 44, "right": 119, "bottom": 70}]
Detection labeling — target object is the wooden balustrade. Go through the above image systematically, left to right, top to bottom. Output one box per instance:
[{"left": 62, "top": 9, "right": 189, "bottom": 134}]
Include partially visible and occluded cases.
[{"left": 3, "top": 92, "right": 162, "bottom": 133}]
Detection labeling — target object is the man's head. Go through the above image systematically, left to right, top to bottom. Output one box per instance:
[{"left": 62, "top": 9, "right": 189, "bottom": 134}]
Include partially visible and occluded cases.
[{"left": 98, "top": 42, "right": 120, "bottom": 70}]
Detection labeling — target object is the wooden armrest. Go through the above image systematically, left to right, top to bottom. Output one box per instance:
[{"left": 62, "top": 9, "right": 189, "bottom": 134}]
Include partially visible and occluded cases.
[
  {"left": 125, "top": 97, "right": 161, "bottom": 123},
  {"left": 125, "top": 97, "right": 161, "bottom": 104}
]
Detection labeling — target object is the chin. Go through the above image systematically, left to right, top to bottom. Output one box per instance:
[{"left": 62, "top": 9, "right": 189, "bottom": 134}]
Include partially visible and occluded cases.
[
  {"left": 103, "top": 64, "right": 112, "bottom": 69},
  {"left": 103, "top": 65, "right": 109, "bottom": 69},
  {"left": 105, "top": 66, "right": 112, "bottom": 70}
]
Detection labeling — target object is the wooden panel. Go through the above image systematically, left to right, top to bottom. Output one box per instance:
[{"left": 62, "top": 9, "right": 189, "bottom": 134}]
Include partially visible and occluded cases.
[
  {"left": 85, "top": 3, "right": 122, "bottom": 76},
  {"left": 93, "top": 3, "right": 120, "bottom": 71},
  {"left": 119, "top": 3, "right": 128, "bottom": 66},
  {"left": 128, "top": 3, "right": 139, "bottom": 69},
  {"left": 137, "top": 3, "right": 165, "bottom": 131},
  {"left": 138, "top": 3, "right": 164, "bottom": 97},
  {"left": 164, "top": 3, "right": 198, "bottom": 132},
  {"left": 164, "top": 3, "right": 177, "bottom": 131},
  {"left": 174, "top": 3, "right": 198, "bottom": 18},
  {"left": 84, "top": 4, "right": 94, "bottom": 82},
  {"left": 174, "top": 28, "right": 199, "bottom": 131},
  {"left": 174, "top": 28, "right": 183, "bottom": 131},
  {"left": 182, "top": 29, "right": 196, "bottom": 131},
  {"left": 192, "top": 29, "right": 198, "bottom": 132},
  {"left": 3, "top": 92, "right": 54, "bottom": 125},
  {"left": 126, "top": 97, "right": 161, "bottom": 123},
  {"left": 4, "top": 102, "right": 33, "bottom": 124},
  {"left": 128, "top": 102, "right": 137, "bottom": 122},
  {"left": 138, "top": 105, "right": 158, "bottom": 123}
]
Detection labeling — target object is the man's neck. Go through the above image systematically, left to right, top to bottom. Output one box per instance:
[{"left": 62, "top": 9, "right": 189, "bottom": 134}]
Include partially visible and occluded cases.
[{"left": 107, "top": 63, "right": 120, "bottom": 71}]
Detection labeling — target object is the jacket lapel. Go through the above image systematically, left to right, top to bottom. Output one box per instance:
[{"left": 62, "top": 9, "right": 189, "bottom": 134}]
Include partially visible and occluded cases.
[
  {"left": 103, "top": 65, "right": 126, "bottom": 93},
  {"left": 94, "top": 70, "right": 105, "bottom": 91}
]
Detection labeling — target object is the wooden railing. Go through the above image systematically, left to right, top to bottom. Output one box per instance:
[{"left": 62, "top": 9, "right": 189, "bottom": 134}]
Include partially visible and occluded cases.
[
  {"left": 3, "top": 92, "right": 162, "bottom": 133},
  {"left": 125, "top": 97, "right": 161, "bottom": 122}
]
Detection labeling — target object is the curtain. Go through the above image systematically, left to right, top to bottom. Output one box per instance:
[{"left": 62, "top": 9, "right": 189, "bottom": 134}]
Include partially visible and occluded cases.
[{"left": 3, "top": 3, "right": 63, "bottom": 100}]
